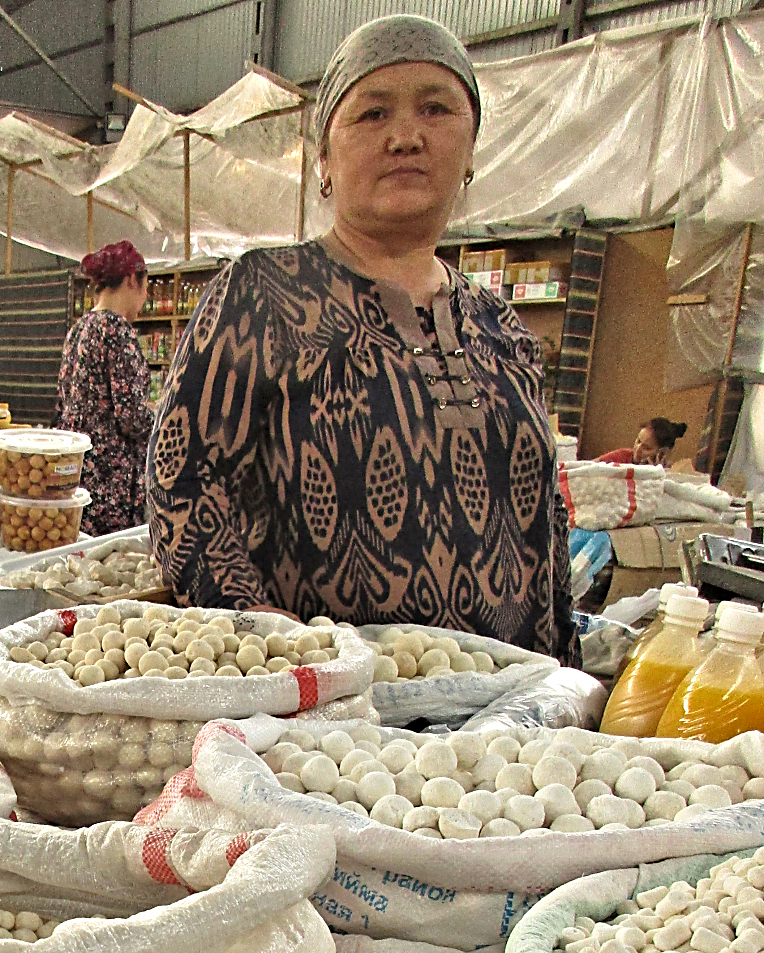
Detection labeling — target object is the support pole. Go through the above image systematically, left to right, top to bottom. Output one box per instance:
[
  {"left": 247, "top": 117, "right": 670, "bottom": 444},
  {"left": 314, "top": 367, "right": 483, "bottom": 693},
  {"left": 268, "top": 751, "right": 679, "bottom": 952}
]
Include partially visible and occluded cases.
[
  {"left": 297, "top": 105, "right": 309, "bottom": 242},
  {"left": 183, "top": 130, "right": 191, "bottom": 261},
  {"left": 5, "top": 166, "right": 14, "bottom": 277},
  {"left": 87, "top": 191, "right": 94, "bottom": 253}
]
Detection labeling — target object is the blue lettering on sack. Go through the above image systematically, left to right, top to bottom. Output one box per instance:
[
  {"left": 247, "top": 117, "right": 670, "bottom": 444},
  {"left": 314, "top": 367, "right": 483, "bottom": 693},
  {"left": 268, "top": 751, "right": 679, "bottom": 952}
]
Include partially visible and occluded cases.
[
  {"left": 330, "top": 866, "right": 389, "bottom": 912},
  {"left": 381, "top": 871, "right": 456, "bottom": 903}
]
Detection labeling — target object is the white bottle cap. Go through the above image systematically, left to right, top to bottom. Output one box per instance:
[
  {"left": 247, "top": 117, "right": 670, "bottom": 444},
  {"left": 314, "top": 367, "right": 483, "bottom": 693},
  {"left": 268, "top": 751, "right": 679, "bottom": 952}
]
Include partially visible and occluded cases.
[
  {"left": 658, "top": 583, "right": 698, "bottom": 610},
  {"left": 665, "top": 594, "right": 710, "bottom": 625},
  {"left": 715, "top": 600, "right": 760, "bottom": 621},
  {"left": 716, "top": 607, "right": 764, "bottom": 644}
]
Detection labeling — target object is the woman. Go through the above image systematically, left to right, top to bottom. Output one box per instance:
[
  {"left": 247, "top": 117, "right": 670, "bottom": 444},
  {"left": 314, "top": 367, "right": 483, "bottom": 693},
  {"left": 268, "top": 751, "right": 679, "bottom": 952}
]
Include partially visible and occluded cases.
[
  {"left": 147, "top": 15, "right": 580, "bottom": 666},
  {"left": 56, "top": 240, "right": 153, "bottom": 535},
  {"left": 596, "top": 418, "right": 687, "bottom": 466}
]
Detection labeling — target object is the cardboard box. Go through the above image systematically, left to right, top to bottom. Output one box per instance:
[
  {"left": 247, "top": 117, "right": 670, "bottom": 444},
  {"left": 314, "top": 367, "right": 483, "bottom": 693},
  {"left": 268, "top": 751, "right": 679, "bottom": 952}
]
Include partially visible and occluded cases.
[
  {"left": 483, "top": 248, "right": 507, "bottom": 272},
  {"left": 461, "top": 251, "right": 485, "bottom": 273},
  {"left": 504, "top": 261, "right": 570, "bottom": 285},
  {"left": 465, "top": 270, "right": 504, "bottom": 292},
  {"left": 512, "top": 281, "right": 568, "bottom": 301},
  {"left": 600, "top": 522, "right": 729, "bottom": 608}
]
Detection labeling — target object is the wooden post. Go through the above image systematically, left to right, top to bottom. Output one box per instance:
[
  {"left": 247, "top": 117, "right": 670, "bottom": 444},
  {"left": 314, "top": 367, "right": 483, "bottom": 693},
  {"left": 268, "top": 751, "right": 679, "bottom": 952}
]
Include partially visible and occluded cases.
[
  {"left": 296, "top": 105, "right": 310, "bottom": 242},
  {"left": 183, "top": 130, "right": 191, "bottom": 261},
  {"left": 5, "top": 165, "right": 14, "bottom": 276},
  {"left": 86, "top": 190, "right": 94, "bottom": 253}
]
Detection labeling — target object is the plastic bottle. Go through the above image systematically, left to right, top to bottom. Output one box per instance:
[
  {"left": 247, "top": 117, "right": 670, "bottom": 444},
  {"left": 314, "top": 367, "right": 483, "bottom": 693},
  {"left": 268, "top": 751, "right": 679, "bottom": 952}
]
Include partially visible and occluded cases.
[
  {"left": 0, "top": 404, "right": 10, "bottom": 428},
  {"left": 613, "top": 583, "right": 699, "bottom": 682},
  {"left": 599, "top": 593, "right": 710, "bottom": 737},
  {"left": 700, "top": 600, "right": 759, "bottom": 653},
  {"left": 657, "top": 607, "right": 764, "bottom": 743}
]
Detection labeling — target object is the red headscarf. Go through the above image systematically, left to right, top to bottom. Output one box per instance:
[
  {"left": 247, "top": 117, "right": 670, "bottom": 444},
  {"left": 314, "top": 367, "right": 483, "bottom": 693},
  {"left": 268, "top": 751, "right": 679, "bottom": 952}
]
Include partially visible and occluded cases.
[{"left": 80, "top": 241, "right": 145, "bottom": 282}]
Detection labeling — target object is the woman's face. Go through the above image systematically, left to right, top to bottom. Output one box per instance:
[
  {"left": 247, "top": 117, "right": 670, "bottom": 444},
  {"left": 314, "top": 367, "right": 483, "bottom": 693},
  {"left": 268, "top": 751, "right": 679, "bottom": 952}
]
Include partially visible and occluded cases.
[
  {"left": 322, "top": 62, "right": 475, "bottom": 241},
  {"left": 633, "top": 426, "right": 663, "bottom": 465}
]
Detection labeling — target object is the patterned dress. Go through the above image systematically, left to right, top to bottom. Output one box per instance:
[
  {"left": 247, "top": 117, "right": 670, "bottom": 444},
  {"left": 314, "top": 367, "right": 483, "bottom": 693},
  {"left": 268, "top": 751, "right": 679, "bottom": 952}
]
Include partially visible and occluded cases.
[
  {"left": 147, "top": 238, "right": 580, "bottom": 666},
  {"left": 55, "top": 309, "right": 154, "bottom": 536}
]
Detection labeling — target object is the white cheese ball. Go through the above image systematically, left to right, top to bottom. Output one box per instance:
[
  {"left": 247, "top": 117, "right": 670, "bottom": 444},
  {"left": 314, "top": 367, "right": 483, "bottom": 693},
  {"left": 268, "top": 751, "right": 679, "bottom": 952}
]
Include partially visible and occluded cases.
[
  {"left": 393, "top": 633, "right": 425, "bottom": 660},
  {"left": 418, "top": 649, "right": 451, "bottom": 676},
  {"left": 471, "top": 651, "right": 495, "bottom": 673},
  {"left": 392, "top": 652, "right": 418, "bottom": 679},
  {"left": 450, "top": 653, "right": 476, "bottom": 673},
  {"left": 374, "top": 656, "right": 399, "bottom": 682},
  {"left": 349, "top": 724, "right": 382, "bottom": 746},
  {"left": 281, "top": 729, "right": 317, "bottom": 751},
  {"left": 319, "top": 731, "right": 355, "bottom": 764},
  {"left": 447, "top": 732, "right": 487, "bottom": 770},
  {"left": 486, "top": 736, "right": 521, "bottom": 763},
  {"left": 518, "top": 740, "right": 551, "bottom": 766},
  {"left": 355, "top": 741, "right": 382, "bottom": 757},
  {"left": 546, "top": 741, "right": 586, "bottom": 774},
  {"left": 414, "top": 742, "right": 458, "bottom": 780},
  {"left": 377, "top": 744, "right": 414, "bottom": 774},
  {"left": 340, "top": 749, "right": 374, "bottom": 776},
  {"left": 580, "top": 749, "right": 627, "bottom": 787},
  {"left": 282, "top": 751, "right": 318, "bottom": 776},
  {"left": 300, "top": 754, "right": 340, "bottom": 794},
  {"left": 473, "top": 754, "right": 508, "bottom": 785},
  {"left": 532, "top": 756, "right": 578, "bottom": 792},
  {"left": 623, "top": 756, "right": 665, "bottom": 788},
  {"left": 350, "top": 759, "right": 389, "bottom": 783},
  {"left": 496, "top": 763, "right": 535, "bottom": 797},
  {"left": 682, "top": 764, "right": 723, "bottom": 787},
  {"left": 614, "top": 767, "right": 657, "bottom": 804},
  {"left": 395, "top": 769, "right": 425, "bottom": 806},
  {"left": 357, "top": 771, "right": 397, "bottom": 810},
  {"left": 277, "top": 772, "right": 306, "bottom": 793},
  {"left": 420, "top": 777, "right": 465, "bottom": 809},
  {"left": 332, "top": 778, "right": 358, "bottom": 803},
  {"left": 743, "top": 778, "right": 764, "bottom": 800},
  {"left": 574, "top": 779, "right": 612, "bottom": 813},
  {"left": 664, "top": 779, "right": 696, "bottom": 800},
  {"left": 535, "top": 784, "right": 582, "bottom": 823},
  {"left": 688, "top": 784, "right": 733, "bottom": 809},
  {"left": 458, "top": 790, "right": 502, "bottom": 825},
  {"left": 643, "top": 790, "right": 686, "bottom": 821},
  {"left": 306, "top": 791, "right": 337, "bottom": 803},
  {"left": 505, "top": 793, "right": 546, "bottom": 831},
  {"left": 370, "top": 794, "right": 414, "bottom": 828},
  {"left": 586, "top": 794, "right": 645, "bottom": 829},
  {"left": 341, "top": 801, "right": 369, "bottom": 818},
  {"left": 402, "top": 805, "right": 440, "bottom": 832},
  {"left": 439, "top": 808, "right": 482, "bottom": 839},
  {"left": 549, "top": 814, "right": 596, "bottom": 833},
  {"left": 480, "top": 818, "right": 522, "bottom": 837},
  {"left": 414, "top": 828, "right": 443, "bottom": 838}
]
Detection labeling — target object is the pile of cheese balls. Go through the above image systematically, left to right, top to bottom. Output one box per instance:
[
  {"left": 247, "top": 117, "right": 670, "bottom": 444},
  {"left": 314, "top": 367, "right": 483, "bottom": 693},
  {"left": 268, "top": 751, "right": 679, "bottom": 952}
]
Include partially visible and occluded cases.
[
  {"left": 0, "top": 545, "right": 163, "bottom": 601},
  {"left": 7, "top": 605, "right": 340, "bottom": 686},
  {"left": 364, "top": 629, "right": 502, "bottom": 682},
  {"left": 0, "top": 700, "right": 203, "bottom": 825},
  {"left": 263, "top": 728, "right": 764, "bottom": 839},
  {"left": 554, "top": 848, "right": 764, "bottom": 953},
  {"left": 0, "top": 909, "right": 73, "bottom": 942}
]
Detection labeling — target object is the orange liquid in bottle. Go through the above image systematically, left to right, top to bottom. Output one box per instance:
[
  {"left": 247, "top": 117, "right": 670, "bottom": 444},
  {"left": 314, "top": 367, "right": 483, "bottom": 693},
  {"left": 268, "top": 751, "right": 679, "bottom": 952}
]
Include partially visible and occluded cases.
[{"left": 600, "top": 655, "right": 701, "bottom": 737}]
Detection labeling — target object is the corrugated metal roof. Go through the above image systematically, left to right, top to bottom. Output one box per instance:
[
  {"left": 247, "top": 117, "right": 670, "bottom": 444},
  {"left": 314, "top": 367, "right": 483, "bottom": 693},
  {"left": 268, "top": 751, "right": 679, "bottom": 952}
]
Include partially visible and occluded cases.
[
  {"left": 0, "top": 0, "right": 103, "bottom": 69},
  {"left": 584, "top": 0, "right": 748, "bottom": 30},
  {"left": 130, "top": 2, "right": 258, "bottom": 111},
  {"left": 0, "top": 45, "right": 104, "bottom": 116}
]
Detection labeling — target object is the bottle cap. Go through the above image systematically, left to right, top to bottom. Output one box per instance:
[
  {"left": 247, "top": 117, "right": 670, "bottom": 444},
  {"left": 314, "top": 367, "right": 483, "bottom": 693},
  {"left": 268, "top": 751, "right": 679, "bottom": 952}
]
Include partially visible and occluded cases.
[
  {"left": 658, "top": 583, "right": 698, "bottom": 610},
  {"left": 665, "top": 594, "right": 710, "bottom": 625},
  {"left": 715, "top": 600, "right": 759, "bottom": 622},
  {"left": 716, "top": 607, "right": 764, "bottom": 644}
]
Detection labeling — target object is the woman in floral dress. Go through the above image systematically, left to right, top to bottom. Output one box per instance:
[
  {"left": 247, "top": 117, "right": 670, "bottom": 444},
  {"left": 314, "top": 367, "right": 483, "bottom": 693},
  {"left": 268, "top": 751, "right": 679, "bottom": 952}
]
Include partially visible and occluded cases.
[{"left": 55, "top": 241, "right": 154, "bottom": 536}]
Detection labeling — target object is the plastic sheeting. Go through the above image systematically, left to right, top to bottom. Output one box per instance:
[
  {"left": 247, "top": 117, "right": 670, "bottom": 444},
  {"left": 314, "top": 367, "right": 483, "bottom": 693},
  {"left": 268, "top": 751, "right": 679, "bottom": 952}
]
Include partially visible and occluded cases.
[{"left": 720, "top": 383, "right": 764, "bottom": 496}]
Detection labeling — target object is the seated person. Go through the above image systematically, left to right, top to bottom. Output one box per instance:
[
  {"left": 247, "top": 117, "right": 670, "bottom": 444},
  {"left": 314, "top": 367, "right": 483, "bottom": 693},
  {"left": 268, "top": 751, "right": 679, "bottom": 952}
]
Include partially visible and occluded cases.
[{"left": 596, "top": 417, "right": 687, "bottom": 466}]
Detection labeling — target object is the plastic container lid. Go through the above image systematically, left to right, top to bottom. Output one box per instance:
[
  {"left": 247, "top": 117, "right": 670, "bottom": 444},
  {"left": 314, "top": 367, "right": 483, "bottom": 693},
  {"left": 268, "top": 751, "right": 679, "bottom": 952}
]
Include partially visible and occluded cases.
[
  {"left": 0, "top": 428, "right": 91, "bottom": 456},
  {"left": 0, "top": 487, "right": 91, "bottom": 508},
  {"left": 658, "top": 583, "right": 698, "bottom": 610},
  {"left": 665, "top": 593, "right": 710, "bottom": 625},
  {"left": 715, "top": 600, "right": 760, "bottom": 621},
  {"left": 716, "top": 607, "right": 764, "bottom": 644}
]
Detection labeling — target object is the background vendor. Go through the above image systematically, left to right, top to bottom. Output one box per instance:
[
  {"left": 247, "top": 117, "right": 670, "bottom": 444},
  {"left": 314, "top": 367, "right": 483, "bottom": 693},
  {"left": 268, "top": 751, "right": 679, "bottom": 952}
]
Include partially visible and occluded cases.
[{"left": 596, "top": 417, "right": 687, "bottom": 466}]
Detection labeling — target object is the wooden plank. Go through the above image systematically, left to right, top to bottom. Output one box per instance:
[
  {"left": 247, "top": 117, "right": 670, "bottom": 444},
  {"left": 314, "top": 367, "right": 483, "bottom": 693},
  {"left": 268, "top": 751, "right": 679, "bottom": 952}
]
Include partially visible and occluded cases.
[{"left": 666, "top": 293, "right": 709, "bottom": 306}]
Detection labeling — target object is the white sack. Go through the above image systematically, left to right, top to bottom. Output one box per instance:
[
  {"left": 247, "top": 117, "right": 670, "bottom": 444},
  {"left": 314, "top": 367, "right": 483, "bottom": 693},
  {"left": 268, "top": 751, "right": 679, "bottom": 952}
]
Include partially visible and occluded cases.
[
  {"left": 558, "top": 462, "right": 665, "bottom": 531},
  {"left": 358, "top": 624, "right": 557, "bottom": 728},
  {"left": 136, "top": 717, "right": 764, "bottom": 951},
  {"left": 0, "top": 818, "right": 335, "bottom": 953},
  {"left": 334, "top": 938, "right": 504, "bottom": 953}
]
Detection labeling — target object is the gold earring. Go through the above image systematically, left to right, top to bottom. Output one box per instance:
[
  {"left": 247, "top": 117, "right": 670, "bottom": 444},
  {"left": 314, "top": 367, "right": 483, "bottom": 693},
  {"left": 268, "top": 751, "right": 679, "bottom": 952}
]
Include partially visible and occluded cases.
[
  {"left": 464, "top": 168, "right": 475, "bottom": 187},
  {"left": 319, "top": 176, "right": 332, "bottom": 198}
]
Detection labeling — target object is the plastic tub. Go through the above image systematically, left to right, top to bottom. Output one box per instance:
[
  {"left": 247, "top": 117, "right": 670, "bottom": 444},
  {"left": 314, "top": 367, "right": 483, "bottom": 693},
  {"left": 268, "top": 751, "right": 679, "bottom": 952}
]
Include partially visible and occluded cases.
[
  {"left": 0, "top": 429, "right": 92, "bottom": 499},
  {"left": 0, "top": 488, "right": 91, "bottom": 553}
]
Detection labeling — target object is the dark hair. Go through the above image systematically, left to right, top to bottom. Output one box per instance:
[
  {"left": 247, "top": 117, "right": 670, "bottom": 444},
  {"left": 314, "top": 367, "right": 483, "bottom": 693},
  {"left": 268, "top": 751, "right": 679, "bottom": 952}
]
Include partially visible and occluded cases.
[
  {"left": 81, "top": 241, "right": 146, "bottom": 293},
  {"left": 644, "top": 417, "right": 687, "bottom": 450}
]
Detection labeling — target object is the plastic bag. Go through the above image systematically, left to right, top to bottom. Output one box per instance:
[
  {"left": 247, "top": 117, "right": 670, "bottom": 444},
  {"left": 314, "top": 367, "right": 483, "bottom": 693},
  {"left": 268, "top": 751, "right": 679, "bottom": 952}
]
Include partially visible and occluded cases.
[
  {"left": 558, "top": 462, "right": 665, "bottom": 530},
  {"left": 0, "top": 600, "right": 374, "bottom": 825},
  {"left": 574, "top": 612, "right": 641, "bottom": 678},
  {"left": 358, "top": 623, "right": 557, "bottom": 728},
  {"left": 458, "top": 668, "right": 608, "bottom": 733},
  {"left": 136, "top": 717, "right": 764, "bottom": 951},
  {"left": 0, "top": 818, "right": 336, "bottom": 953},
  {"left": 506, "top": 847, "right": 757, "bottom": 953}
]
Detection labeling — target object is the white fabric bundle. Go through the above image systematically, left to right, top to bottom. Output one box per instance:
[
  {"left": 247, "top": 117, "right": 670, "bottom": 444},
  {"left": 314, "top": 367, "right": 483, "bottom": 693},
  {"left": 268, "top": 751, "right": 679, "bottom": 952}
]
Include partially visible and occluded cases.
[
  {"left": 558, "top": 462, "right": 665, "bottom": 530},
  {"left": 0, "top": 818, "right": 335, "bottom": 953}
]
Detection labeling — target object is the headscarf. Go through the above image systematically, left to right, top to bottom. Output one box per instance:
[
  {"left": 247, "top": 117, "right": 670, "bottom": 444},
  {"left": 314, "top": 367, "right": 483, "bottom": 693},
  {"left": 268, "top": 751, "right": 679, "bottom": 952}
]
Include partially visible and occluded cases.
[
  {"left": 314, "top": 15, "right": 481, "bottom": 148},
  {"left": 81, "top": 240, "right": 145, "bottom": 283}
]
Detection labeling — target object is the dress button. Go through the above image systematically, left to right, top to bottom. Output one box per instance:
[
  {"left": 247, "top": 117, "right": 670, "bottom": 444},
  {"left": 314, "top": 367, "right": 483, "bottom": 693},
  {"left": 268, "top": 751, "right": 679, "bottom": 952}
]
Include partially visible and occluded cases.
[
  {"left": 412, "top": 347, "right": 424, "bottom": 356},
  {"left": 454, "top": 348, "right": 464, "bottom": 357},
  {"left": 426, "top": 374, "right": 437, "bottom": 386},
  {"left": 460, "top": 375, "right": 471, "bottom": 385},
  {"left": 471, "top": 397, "right": 481, "bottom": 408},
  {"left": 438, "top": 398, "right": 448, "bottom": 410}
]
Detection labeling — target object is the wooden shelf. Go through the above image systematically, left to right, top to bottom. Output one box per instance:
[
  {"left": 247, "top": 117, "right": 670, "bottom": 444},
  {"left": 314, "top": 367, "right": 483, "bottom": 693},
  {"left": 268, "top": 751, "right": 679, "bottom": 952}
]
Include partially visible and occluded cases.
[
  {"left": 510, "top": 297, "right": 567, "bottom": 306},
  {"left": 136, "top": 313, "right": 192, "bottom": 322},
  {"left": 147, "top": 359, "right": 171, "bottom": 366}
]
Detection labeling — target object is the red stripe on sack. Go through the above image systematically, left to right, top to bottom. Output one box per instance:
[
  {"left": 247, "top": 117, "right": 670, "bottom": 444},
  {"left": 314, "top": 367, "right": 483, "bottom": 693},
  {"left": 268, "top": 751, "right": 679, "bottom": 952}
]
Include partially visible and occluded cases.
[
  {"left": 557, "top": 464, "right": 575, "bottom": 528},
  {"left": 618, "top": 469, "right": 638, "bottom": 527},
  {"left": 57, "top": 609, "right": 78, "bottom": 635},
  {"left": 292, "top": 666, "right": 319, "bottom": 711},
  {"left": 191, "top": 721, "right": 247, "bottom": 761},
  {"left": 133, "top": 766, "right": 206, "bottom": 826},
  {"left": 8, "top": 812, "right": 16, "bottom": 822},
  {"left": 141, "top": 828, "right": 181, "bottom": 885},
  {"left": 225, "top": 832, "right": 251, "bottom": 867}
]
